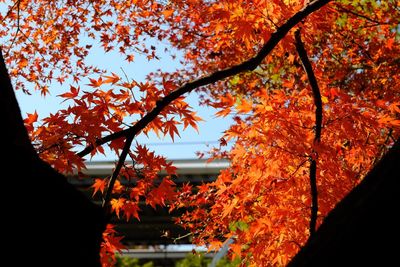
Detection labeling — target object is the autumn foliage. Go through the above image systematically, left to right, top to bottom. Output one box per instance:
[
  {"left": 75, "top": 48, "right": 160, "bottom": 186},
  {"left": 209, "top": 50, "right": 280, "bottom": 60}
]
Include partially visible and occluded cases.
[{"left": 1, "top": 0, "right": 400, "bottom": 266}]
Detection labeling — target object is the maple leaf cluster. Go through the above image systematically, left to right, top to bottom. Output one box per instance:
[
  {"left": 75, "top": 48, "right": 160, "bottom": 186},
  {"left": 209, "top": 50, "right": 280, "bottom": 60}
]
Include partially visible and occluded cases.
[
  {"left": 2, "top": 0, "right": 400, "bottom": 266},
  {"left": 163, "top": 0, "right": 400, "bottom": 265},
  {"left": 173, "top": 4, "right": 398, "bottom": 267},
  {"left": 100, "top": 224, "right": 125, "bottom": 266}
]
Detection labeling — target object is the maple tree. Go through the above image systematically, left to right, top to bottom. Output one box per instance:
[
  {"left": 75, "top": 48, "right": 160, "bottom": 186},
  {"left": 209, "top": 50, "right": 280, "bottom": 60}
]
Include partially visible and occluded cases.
[{"left": 1, "top": 0, "right": 400, "bottom": 266}]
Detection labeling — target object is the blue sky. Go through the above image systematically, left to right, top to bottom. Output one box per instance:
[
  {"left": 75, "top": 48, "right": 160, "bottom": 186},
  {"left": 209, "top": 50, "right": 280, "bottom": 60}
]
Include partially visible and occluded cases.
[{"left": 15, "top": 39, "right": 234, "bottom": 161}]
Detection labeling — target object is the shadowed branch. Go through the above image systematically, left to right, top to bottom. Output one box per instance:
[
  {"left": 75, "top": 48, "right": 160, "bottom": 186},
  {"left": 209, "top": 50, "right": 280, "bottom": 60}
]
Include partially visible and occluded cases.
[{"left": 295, "top": 29, "right": 323, "bottom": 237}]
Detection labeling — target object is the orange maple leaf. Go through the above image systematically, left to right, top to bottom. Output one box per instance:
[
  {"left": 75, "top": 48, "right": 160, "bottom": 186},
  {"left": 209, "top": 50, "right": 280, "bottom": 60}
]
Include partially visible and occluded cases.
[
  {"left": 162, "top": 9, "right": 174, "bottom": 18},
  {"left": 103, "top": 73, "right": 120, "bottom": 84},
  {"left": 58, "top": 86, "right": 80, "bottom": 102},
  {"left": 24, "top": 111, "right": 38, "bottom": 125},
  {"left": 91, "top": 178, "right": 107, "bottom": 196},
  {"left": 111, "top": 198, "right": 125, "bottom": 218},
  {"left": 123, "top": 201, "right": 140, "bottom": 221}
]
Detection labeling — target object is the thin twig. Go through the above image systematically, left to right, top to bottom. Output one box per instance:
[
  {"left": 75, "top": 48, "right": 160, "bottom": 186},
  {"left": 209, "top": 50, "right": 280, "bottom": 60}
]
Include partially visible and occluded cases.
[
  {"left": 1, "top": 0, "right": 20, "bottom": 24},
  {"left": 6, "top": 0, "right": 21, "bottom": 55},
  {"left": 335, "top": 5, "right": 387, "bottom": 25},
  {"left": 372, "top": 128, "right": 393, "bottom": 167},
  {"left": 102, "top": 134, "right": 135, "bottom": 213},
  {"left": 290, "top": 159, "right": 308, "bottom": 178},
  {"left": 172, "top": 232, "right": 192, "bottom": 243}
]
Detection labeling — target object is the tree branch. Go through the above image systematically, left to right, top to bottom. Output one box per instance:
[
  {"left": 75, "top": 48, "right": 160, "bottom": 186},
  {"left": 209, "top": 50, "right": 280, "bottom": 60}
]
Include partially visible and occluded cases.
[
  {"left": 6, "top": 0, "right": 21, "bottom": 55},
  {"left": 77, "top": 0, "right": 332, "bottom": 158},
  {"left": 334, "top": 5, "right": 387, "bottom": 25},
  {"left": 295, "top": 29, "right": 323, "bottom": 237},
  {"left": 102, "top": 134, "right": 134, "bottom": 214}
]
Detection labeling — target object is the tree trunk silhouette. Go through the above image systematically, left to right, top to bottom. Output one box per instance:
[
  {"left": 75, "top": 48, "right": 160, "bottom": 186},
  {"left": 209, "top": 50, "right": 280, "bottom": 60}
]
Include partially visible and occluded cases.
[
  {"left": 1, "top": 50, "right": 105, "bottom": 266},
  {"left": 288, "top": 138, "right": 400, "bottom": 267}
]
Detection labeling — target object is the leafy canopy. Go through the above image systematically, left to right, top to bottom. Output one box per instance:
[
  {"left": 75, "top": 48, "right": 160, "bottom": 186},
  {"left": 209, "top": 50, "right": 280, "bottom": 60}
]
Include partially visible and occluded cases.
[{"left": 1, "top": 0, "right": 399, "bottom": 266}]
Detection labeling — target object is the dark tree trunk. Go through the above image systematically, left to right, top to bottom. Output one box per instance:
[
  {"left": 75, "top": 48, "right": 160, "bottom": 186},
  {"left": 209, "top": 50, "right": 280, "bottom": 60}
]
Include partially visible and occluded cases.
[
  {"left": 1, "top": 51, "right": 105, "bottom": 265},
  {"left": 288, "top": 138, "right": 400, "bottom": 267}
]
